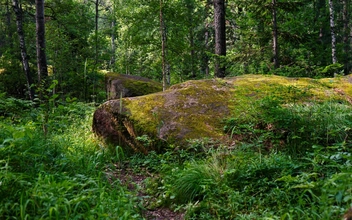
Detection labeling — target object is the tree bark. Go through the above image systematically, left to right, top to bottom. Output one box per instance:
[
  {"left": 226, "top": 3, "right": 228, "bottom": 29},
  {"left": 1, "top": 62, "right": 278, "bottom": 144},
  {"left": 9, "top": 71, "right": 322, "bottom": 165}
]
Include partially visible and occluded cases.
[
  {"left": 6, "top": 0, "right": 13, "bottom": 47},
  {"left": 12, "top": 0, "right": 35, "bottom": 100},
  {"left": 36, "top": 0, "right": 48, "bottom": 84},
  {"left": 95, "top": 0, "right": 99, "bottom": 67},
  {"left": 160, "top": 0, "right": 169, "bottom": 91},
  {"left": 186, "top": 0, "right": 195, "bottom": 78},
  {"left": 201, "top": 0, "right": 211, "bottom": 76},
  {"left": 213, "top": 0, "right": 226, "bottom": 78},
  {"left": 272, "top": 0, "right": 279, "bottom": 69},
  {"left": 328, "top": 0, "right": 337, "bottom": 65},
  {"left": 343, "top": 0, "right": 350, "bottom": 74},
  {"left": 110, "top": 4, "right": 116, "bottom": 70},
  {"left": 203, "top": 27, "right": 210, "bottom": 76}
]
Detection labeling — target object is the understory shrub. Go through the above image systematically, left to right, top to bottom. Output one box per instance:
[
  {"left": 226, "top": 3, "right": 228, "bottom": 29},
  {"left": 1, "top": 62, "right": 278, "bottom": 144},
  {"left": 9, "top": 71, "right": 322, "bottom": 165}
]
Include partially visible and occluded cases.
[
  {"left": 224, "top": 98, "right": 352, "bottom": 154},
  {"left": 0, "top": 99, "right": 141, "bottom": 219},
  {"left": 154, "top": 144, "right": 351, "bottom": 219}
]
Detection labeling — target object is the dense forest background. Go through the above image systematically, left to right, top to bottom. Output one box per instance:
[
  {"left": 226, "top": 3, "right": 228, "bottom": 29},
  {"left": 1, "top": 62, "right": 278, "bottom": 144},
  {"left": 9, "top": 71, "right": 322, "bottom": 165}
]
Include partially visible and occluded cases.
[
  {"left": 0, "top": 0, "right": 351, "bottom": 102},
  {"left": 1, "top": 1, "right": 352, "bottom": 219}
]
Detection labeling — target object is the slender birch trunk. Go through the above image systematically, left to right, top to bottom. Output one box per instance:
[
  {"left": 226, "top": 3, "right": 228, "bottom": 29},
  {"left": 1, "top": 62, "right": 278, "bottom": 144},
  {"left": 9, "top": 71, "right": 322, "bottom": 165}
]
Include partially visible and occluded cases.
[
  {"left": 12, "top": 0, "right": 35, "bottom": 100},
  {"left": 328, "top": 0, "right": 337, "bottom": 65}
]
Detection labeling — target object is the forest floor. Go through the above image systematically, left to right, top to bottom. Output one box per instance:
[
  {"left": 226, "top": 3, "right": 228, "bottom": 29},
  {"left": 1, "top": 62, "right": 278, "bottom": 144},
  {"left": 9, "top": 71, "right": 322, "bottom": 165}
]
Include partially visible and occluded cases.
[{"left": 106, "top": 163, "right": 185, "bottom": 220}]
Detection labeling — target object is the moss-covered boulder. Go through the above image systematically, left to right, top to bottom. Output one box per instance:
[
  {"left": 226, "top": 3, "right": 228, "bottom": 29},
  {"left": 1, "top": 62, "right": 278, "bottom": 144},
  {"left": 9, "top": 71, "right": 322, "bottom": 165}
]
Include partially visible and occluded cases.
[
  {"left": 105, "top": 72, "right": 162, "bottom": 99},
  {"left": 93, "top": 74, "right": 352, "bottom": 154}
]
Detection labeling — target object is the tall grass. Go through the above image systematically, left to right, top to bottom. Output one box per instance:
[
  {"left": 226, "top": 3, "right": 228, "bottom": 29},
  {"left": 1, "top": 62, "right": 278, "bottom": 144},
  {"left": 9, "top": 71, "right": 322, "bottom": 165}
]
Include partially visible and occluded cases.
[
  {"left": 2, "top": 93, "right": 351, "bottom": 219},
  {"left": 0, "top": 97, "right": 141, "bottom": 219},
  {"left": 224, "top": 98, "right": 352, "bottom": 154},
  {"left": 142, "top": 99, "right": 352, "bottom": 219},
  {"left": 150, "top": 144, "right": 351, "bottom": 219}
]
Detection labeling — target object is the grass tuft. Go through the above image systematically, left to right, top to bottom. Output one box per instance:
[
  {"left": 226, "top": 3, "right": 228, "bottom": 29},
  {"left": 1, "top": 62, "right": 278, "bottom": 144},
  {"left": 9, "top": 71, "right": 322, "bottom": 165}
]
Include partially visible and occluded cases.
[{"left": 0, "top": 98, "right": 141, "bottom": 219}]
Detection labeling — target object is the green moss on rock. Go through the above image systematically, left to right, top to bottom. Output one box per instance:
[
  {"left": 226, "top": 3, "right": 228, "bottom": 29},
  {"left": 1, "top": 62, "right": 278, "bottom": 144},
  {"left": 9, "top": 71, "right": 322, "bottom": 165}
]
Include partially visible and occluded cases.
[
  {"left": 105, "top": 72, "right": 162, "bottom": 99},
  {"left": 93, "top": 74, "right": 352, "bottom": 154}
]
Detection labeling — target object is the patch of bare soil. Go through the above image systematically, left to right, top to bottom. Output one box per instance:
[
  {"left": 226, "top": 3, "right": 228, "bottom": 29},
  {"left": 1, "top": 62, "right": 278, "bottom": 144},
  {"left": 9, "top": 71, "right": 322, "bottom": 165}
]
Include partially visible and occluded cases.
[
  {"left": 105, "top": 163, "right": 185, "bottom": 220},
  {"left": 143, "top": 207, "right": 184, "bottom": 220}
]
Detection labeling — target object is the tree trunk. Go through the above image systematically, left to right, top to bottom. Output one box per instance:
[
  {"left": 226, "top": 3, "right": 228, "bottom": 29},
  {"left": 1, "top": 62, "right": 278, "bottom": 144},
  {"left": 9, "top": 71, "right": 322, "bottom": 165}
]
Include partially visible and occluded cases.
[
  {"left": 6, "top": 0, "right": 13, "bottom": 47},
  {"left": 12, "top": 0, "right": 35, "bottom": 100},
  {"left": 36, "top": 0, "right": 48, "bottom": 84},
  {"left": 91, "top": 0, "right": 100, "bottom": 101},
  {"left": 95, "top": 0, "right": 99, "bottom": 67},
  {"left": 160, "top": 0, "right": 168, "bottom": 91},
  {"left": 186, "top": 0, "right": 195, "bottom": 78},
  {"left": 201, "top": 0, "right": 211, "bottom": 76},
  {"left": 213, "top": 0, "right": 226, "bottom": 78},
  {"left": 272, "top": 0, "right": 279, "bottom": 69},
  {"left": 328, "top": 0, "right": 337, "bottom": 65},
  {"left": 343, "top": 0, "right": 350, "bottom": 74},
  {"left": 110, "top": 5, "right": 116, "bottom": 70},
  {"left": 189, "top": 21, "right": 195, "bottom": 78},
  {"left": 351, "top": 25, "right": 352, "bottom": 72},
  {"left": 203, "top": 27, "right": 210, "bottom": 76}
]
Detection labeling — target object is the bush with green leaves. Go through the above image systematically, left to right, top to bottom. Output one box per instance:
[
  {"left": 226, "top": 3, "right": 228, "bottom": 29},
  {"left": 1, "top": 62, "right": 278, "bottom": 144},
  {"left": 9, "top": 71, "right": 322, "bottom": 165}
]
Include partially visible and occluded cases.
[
  {"left": 0, "top": 93, "right": 33, "bottom": 118},
  {"left": 1, "top": 93, "right": 351, "bottom": 219},
  {"left": 224, "top": 97, "right": 352, "bottom": 154},
  {"left": 0, "top": 98, "right": 141, "bottom": 219},
  {"left": 148, "top": 143, "right": 351, "bottom": 219}
]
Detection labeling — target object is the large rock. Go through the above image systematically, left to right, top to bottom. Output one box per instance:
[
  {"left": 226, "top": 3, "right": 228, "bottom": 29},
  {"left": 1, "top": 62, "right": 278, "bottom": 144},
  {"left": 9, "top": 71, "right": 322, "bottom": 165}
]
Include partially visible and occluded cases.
[
  {"left": 105, "top": 72, "right": 162, "bottom": 99},
  {"left": 93, "top": 74, "right": 352, "bottom": 154}
]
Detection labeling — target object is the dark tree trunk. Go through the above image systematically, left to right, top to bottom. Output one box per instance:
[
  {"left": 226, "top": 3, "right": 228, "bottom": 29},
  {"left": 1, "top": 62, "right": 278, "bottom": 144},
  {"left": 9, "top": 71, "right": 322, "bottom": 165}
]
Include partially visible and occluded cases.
[
  {"left": 6, "top": 0, "right": 13, "bottom": 47},
  {"left": 12, "top": 0, "right": 35, "bottom": 100},
  {"left": 36, "top": 0, "right": 48, "bottom": 84},
  {"left": 90, "top": 0, "right": 99, "bottom": 101},
  {"left": 95, "top": 0, "right": 99, "bottom": 68},
  {"left": 160, "top": 0, "right": 169, "bottom": 91},
  {"left": 186, "top": 0, "right": 195, "bottom": 78},
  {"left": 201, "top": 0, "right": 211, "bottom": 76},
  {"left": 213, "top": 0, "right": 226, "bottom": 78},
  {"left": 272, "top": 0, "right": 279, "bottom": 69},
  {"left": 343, "top": 0, "right": 350, "bottom": 74},
  {"left": 110, "top": 14, "right": 116, "bottom": 69},
  {"left": 189, "top": 21, "right": 195, "bottom": 78},
  {"left": 203, "top": 27, "right": 210, "bottom": 76}
]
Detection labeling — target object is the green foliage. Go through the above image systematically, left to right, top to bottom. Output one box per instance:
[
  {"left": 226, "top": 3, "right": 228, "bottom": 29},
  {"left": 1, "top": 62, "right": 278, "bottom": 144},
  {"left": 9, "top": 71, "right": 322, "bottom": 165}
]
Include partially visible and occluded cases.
[
  {"left": 113, "top": 0, "right": 210, "bottom": 82},
  {"left": 0, "top": 55, "right": 29, "bottom": 98},
  {"left": 318, "top": 63, "right": 344, "bottom": 77},
  {"left": 1, "top": 90, "right": 351, "bottom": 219},
  {"left": 128, "top": 92, "right": 352, "bottom": 219},
  {"left": 0, "top": 93, "right": 33, "bottom": 118},
  {"left": 224, "top": 95, "right": 352, "bottom": 154},
  {"left": 0, "top": 98, "right": 141, "bottom": 219},
  {"left": 144, "top": 142, "right": 351, "bottom": 219},
  {"left": 172, "top": 158, "right": 224, "bottom": 203}
]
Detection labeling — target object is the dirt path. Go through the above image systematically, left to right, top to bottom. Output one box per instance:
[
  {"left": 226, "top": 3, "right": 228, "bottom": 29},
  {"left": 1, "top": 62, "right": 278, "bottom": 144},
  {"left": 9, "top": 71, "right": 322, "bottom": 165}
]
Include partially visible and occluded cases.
[{"left": 105, "top": 163, "right": 184, "bottom": 220}]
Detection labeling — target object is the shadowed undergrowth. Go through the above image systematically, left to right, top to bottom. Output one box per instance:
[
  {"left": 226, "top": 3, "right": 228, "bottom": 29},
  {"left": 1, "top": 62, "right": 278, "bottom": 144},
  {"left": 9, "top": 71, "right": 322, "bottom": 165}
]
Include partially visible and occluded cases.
[
  {"left": 1, "top": 73, "right": 352, "bottom": 220},
  {"left": 0, "top": 97, "right": 141, "bottom": 219}
]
